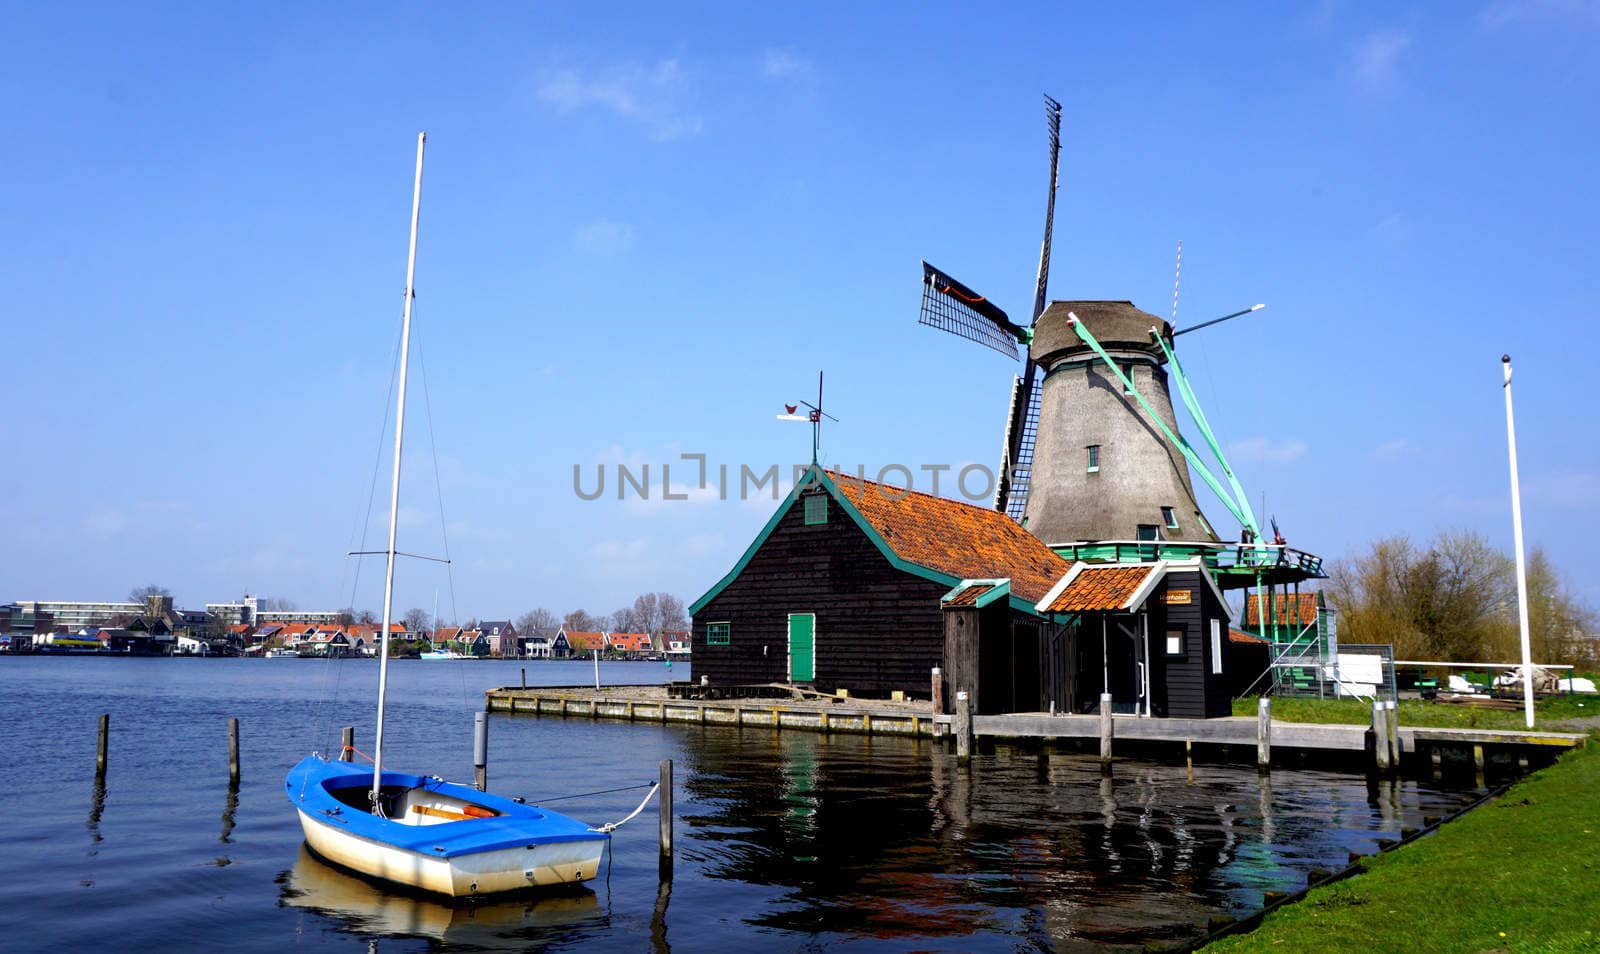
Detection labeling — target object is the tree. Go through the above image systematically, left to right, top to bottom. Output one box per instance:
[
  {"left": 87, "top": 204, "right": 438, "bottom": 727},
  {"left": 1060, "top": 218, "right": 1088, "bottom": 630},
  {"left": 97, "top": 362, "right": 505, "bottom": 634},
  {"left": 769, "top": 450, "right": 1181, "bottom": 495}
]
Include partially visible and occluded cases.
[
  {"left": 1328, "top": 529, "right": 1596, "bottom": 666},
  {"left": 129, "top": 584, "right": 172, "bottom": 606},
  {"left": 632, "top": 593, "right": 660, "bottom": 634},
  {"left": 658, "top": 593, "right": 688, "bottom": 632},
  {"left": 257, "top": 596, "right": 298, "bottom": 612},
  {"left": 609, "top": 605, "right": 643, "bottom": 633},
  {"left": 403, "top": 607, "right": 431, "bottom": 636},
  {"left": 517, "top": 608, "right": 557, "bottom": 633},
  {"left": 354, "top": 609, "right": 377, "bottom": 626},
  {"left": 563, "top": 609, "right": 598, "bottom": 632}
]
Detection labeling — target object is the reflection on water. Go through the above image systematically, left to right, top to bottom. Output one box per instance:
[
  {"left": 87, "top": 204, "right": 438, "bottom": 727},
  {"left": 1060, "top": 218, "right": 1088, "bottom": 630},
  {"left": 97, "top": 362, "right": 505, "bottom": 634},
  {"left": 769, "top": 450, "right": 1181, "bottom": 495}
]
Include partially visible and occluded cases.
[
  {"left": 2, "top": 659, "right": 1488, "bottom": 952},
  {"left": 679, "top": 732, "right": 1481, "bottom": 950},
  {"left": 281, "top": 845, "right": 604, "bottom": 948}
]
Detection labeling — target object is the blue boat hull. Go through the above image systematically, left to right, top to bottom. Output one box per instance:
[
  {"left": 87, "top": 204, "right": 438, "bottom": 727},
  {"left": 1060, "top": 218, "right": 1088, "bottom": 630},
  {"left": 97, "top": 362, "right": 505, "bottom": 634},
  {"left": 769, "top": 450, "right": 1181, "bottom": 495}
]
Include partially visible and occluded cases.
[{"left": 285, "top": 756, "right": 608, "bottom": 896}]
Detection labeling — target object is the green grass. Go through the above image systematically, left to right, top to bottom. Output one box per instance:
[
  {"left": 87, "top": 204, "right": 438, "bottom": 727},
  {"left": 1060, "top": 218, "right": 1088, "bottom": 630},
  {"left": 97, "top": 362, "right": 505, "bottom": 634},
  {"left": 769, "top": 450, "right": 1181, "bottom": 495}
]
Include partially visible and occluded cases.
[
  {"left": 1231, "top": 695, "right": 1600, "bottom": 733},
  {"left": 1203, "top": 743, "right": 1600, "bottom": 953}
]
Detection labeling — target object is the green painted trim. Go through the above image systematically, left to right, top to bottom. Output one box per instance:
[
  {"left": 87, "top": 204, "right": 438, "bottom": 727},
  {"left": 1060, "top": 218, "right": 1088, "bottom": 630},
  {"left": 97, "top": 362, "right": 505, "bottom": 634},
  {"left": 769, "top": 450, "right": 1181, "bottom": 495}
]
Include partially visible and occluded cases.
[
  {"left": 1066, "top": 318, "right": 1254, "bottom": 533},
  {"left": 1154, "top": 332, "right": 1261, "bottom": 538},
  {"left": 941, "top": 578, "right": 1013, "bottom": 610}
]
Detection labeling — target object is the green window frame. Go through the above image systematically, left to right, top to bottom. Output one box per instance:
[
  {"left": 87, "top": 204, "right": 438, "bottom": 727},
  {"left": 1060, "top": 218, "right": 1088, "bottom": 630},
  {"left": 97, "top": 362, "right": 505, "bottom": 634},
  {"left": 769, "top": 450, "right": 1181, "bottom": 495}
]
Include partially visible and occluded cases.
[
  {"left": 1086, "top": 445, "right": 1100, "bottom": 473},
  {"left": 803, "top": 493, "right": 828, "bottom": 525},
  {"left": 1162, "top": 506, "right": 1179, "bottom": 530},
  {"left": 706, "top": 622, "right": 730, "bottom": 645}
]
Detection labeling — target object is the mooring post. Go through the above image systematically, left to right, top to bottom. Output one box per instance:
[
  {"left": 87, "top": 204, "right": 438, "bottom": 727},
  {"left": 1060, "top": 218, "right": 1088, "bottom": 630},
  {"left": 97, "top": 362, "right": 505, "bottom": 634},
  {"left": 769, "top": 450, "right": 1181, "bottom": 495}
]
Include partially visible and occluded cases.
[
  {"left": 593, "top": 649, "right": 600, "bottom": 690},
  {"left": 521, "top": 667, "right": 526, "bottom": 689},
  {"left": 931, "top": 667, "right": 944, "bottom": 716},
  {"left": 954, "top": 690, "right": 972, "bottom": 760},
  {"left": 1099, "top": 693, "right": 1114, "bottom": 770},
  {"left": 1257, "top": 697, "right": 1272, "bottom": 773},
  {"left": 1385, "top": 699, "right": 1401, "bottom": 770},
  {"left": 1371, "top": 701, "right": 1391, "bottom": 774},
  {"left": 473, "top": 710, "right": 488, "bottom": 791},
  {"left": 96, "top": 713, "right": 109, "bottom": 779},
  {"left": 227, "top": 717, "right": 241, "bottom": 785},
  {"left": 340, "top": 726, "right": 355, "bottom": 762},
  {"left": 1185, "top": 738, "right": 1194, "bottom": 781},
  {"left": 658, "top": 758, "right": 673, "bottom": 881}
]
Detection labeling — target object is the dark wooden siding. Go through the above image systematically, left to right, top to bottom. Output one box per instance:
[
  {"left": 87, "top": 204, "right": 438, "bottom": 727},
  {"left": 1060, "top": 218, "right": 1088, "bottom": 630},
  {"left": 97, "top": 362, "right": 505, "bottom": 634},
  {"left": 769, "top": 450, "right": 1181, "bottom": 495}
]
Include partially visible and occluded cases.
[
  {"left": 692, "top": 493, "right": 948, "bottom": 695},
  {"left": 1158, "top": 571, "right": 1231, "bottom": 718}
]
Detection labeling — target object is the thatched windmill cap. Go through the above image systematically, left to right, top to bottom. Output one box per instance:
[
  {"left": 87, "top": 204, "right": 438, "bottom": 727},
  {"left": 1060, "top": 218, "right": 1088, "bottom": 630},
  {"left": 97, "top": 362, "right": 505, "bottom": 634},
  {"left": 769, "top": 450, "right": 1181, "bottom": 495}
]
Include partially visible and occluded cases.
[{"left": 1030, "top": 300, "right": 1171, "bottom": 366}]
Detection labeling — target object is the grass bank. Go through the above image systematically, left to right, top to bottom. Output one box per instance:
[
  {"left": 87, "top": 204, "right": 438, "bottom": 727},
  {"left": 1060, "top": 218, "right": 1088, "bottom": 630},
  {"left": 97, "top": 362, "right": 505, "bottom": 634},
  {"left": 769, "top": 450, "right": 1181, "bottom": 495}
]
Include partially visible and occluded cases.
[
  {"left": 1230, "top": 694, "right": 1599, "bottom": 732},
  {"left": 1202, "top": 742, "right": 1600, "bottom": 953}
]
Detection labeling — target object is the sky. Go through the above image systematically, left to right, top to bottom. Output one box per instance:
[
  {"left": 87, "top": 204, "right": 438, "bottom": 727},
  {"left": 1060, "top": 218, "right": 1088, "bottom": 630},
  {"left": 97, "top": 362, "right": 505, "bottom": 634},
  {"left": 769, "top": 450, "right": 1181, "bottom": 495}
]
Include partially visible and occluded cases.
[{"left": 3, "top": 1, "right": 1598, "bottom": 622}]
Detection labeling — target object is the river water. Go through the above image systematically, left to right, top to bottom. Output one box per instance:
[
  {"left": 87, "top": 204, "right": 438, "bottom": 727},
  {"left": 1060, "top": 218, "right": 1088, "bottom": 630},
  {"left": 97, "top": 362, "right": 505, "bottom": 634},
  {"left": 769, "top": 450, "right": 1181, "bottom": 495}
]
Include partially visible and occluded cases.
[{"left": 0, "top": 657, "right": 1483, "bottom": 952}]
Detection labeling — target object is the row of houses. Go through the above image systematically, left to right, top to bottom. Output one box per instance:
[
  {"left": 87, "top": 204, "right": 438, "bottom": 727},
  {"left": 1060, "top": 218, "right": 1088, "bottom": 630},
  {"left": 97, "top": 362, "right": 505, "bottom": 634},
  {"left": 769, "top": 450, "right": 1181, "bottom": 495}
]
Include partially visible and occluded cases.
[{"left": 520, "top": 628, "right": 691, "bottom": 660}]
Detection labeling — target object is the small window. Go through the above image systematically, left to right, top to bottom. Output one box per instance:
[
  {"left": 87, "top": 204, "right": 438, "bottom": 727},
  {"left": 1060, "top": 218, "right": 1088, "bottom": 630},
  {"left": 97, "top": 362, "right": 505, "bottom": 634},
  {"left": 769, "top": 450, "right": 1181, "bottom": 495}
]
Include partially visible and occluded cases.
[
  {"left": 1121, "top": 362, "right": 1135, "bottom": 394},
  {"left": 1086, "top": 445, "right": 1100, "bottom": 473},
  {"left": 803, "top": 493, "right": 828, "bottom": 525},
  {"left": 1162, "top": 506, "right": 1179, "bottom": 530},
  {"left": 1196, "top": 511, "right": 1213, "bottom": 537},
  {"left": 1137, "top": 524, "right": 1159, "bottom": 541},
  {"left": 1210, "top": 619, "right": 1224, "bottom": 674},
  {"left": 706, "top": 622, "right": 730, "bottom": 646},
  {"left": 1166, "top": 630, "right": 1184, "bottom": 656}
]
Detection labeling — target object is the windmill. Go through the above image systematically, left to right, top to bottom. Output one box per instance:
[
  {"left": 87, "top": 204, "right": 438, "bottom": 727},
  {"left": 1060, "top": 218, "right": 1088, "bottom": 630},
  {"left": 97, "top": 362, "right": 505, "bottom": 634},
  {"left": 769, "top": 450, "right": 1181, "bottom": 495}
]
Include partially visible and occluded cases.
[{"left": 916, "top": 96, "right": 1268, "bottom": 548}]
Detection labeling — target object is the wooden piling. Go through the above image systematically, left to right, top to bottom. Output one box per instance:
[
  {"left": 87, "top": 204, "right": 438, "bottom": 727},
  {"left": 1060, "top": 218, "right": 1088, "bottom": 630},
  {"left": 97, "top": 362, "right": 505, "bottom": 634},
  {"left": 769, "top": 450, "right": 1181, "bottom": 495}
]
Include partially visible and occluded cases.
[
  {"left": 521, "top": 667, "right": 526, "bottom": 689},
  {"left": 931, "top": 667, "right": 944, "bottom": 716},
  {"left": 954, "top": 690, "right": 972, "bottom": 760},
  {"left": 1099, "top": 693, "right": 1113, "bottom": 769},
  {"left": 1257, "top": 697, "right": 1272, "bottom": 773},
  {"left": 1385, "top": 699, "right": 1401, "bottom": 770},
  {"left": 1372, "top": 701, "right": 1391, "bottom": 774},
  {"left": 473, "top": 710, "right": 488, "bottom": 792},
  {"left": 96, "top": 713, "right": 109, "bottom": 779},
  {"left": 227, "top": 717, "right": 240, "bottom": 784},
  {"left": 340, "top": 726, "right": 354, "bottom": 762},
  {"left": 658, "top": 758, "right": 673, "bottom": 881}
]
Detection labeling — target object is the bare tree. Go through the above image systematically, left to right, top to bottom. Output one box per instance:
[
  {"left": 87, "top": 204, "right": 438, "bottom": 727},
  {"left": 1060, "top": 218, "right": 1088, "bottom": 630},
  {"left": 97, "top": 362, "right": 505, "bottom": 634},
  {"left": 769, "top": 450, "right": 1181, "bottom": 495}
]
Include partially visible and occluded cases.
[
  {"left": 129, "top": 584, "right": 172, "bottom": 605},
  {"left": 632, "top": 593, "right": 660, "bottom": 634},
  {"left": 658, "top": 593, "right": 688, "bottom": 631},
  {"left": 257, "top": 596, "right": 298, "bottom": 612},
  {"left": 402, "top": 607, "right": 431, "bottom": 636},
  {"left": 518, "top": 608, "right": 557, "bottom": 633},
  {"left": 355, "top": 609, "right": 377, "bottom": 626},
  {"left": 563, "top": 609, "right": 599, "bottom": 632}
]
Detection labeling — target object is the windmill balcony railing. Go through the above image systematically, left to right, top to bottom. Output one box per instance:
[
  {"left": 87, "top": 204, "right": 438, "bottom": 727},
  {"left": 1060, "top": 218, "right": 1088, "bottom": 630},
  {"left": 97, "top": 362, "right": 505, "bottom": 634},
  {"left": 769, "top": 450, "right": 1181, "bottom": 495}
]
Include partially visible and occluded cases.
[{"left": 1050, "top": 540, "right": 1324, "bottom": 577}]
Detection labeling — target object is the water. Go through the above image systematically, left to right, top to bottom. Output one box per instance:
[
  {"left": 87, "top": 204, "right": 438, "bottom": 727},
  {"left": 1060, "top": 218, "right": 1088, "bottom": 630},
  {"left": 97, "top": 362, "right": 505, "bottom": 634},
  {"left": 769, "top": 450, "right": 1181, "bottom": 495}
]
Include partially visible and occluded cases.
[{"left": 0, "top": 657, "right": 1482, "bottom": 952}]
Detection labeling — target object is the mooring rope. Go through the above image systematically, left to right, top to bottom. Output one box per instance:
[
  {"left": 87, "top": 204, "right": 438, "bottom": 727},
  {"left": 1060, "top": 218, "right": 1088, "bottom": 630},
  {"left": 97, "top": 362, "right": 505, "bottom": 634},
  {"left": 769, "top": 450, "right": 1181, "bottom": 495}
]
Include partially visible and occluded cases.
[{"left": 589, "top": 782, "right": 660, "bottom": 834}]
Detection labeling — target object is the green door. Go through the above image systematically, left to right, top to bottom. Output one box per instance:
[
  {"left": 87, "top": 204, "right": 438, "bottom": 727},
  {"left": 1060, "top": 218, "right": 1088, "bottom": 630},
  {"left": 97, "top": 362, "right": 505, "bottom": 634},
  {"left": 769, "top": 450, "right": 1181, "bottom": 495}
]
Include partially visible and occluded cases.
[{"left": 788, "top": 613, "right": 815, "bottom": 683}]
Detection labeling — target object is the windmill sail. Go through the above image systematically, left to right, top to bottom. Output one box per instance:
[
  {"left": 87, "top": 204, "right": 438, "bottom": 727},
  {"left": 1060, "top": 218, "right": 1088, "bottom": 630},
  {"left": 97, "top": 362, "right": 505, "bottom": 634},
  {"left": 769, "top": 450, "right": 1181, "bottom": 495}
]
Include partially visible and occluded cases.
[
  {"left": 918, "top": 262, "right": 1024, "bottom": 360},
  {"left": 998, "top": 368, "right": 1042, "bottom": 520}
]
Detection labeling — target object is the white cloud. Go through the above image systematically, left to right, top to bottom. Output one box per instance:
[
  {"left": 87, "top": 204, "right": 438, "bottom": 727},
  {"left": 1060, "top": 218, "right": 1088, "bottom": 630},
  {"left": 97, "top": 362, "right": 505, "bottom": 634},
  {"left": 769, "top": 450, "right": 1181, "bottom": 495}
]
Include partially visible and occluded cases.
[
  {"left": 1481, "top": 0, "right": 1600, "bottom": 30},
  {"left": 1349, "top": 29, "right": 1411, "bottom": 94},
  {"left": 762, "top": 48, "right": 815, "bottom": 82},
  {"left": 537, "top": 59, "right": 703, "bottom": 142},
  {"left": 574, "top": 218, "right": 636, "bottom": 254},
  {"left": 1229, "top": 437, "right": 1309, "bottom": 464},
  {"left": 1371, "top": 438, "right": 1415, "bottom": 461},
  {"left": 592, "top": 537, "right": 649, "bottom": 561}
]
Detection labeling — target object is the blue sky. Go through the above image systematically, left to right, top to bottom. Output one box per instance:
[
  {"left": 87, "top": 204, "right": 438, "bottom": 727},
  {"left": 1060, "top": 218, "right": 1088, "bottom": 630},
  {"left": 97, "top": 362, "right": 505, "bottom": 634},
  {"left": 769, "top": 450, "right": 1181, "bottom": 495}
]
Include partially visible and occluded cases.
[{"left": 3, "top": 1, "right": 1597, "bottom": 621}]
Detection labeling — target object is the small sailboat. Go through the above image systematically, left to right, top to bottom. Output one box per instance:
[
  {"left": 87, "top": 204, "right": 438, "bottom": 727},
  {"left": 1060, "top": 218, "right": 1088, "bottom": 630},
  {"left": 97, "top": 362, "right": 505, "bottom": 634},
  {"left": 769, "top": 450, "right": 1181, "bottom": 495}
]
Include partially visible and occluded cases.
[{"left": 286, "top": 133, "right": 609, "bottom": 897}]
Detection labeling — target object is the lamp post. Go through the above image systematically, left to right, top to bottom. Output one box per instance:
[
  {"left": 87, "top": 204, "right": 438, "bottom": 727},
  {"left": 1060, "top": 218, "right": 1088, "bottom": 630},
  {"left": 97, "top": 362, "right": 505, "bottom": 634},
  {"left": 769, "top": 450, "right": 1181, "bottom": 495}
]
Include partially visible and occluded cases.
[{"left": 1502, "top": 355, "right": 1535, "bottom": 729}]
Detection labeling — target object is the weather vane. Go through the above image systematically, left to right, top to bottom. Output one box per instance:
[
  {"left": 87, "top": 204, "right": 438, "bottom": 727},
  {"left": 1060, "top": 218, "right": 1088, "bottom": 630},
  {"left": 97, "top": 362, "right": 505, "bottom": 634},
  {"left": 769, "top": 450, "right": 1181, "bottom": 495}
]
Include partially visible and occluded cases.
[{"left": 776, "top": 371, "right": 839, "bottom": 464}]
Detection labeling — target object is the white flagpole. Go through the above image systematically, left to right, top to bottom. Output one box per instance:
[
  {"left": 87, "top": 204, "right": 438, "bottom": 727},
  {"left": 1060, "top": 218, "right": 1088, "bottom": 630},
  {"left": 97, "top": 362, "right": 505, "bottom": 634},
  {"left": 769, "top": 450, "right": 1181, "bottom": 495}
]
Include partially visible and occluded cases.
[{"left": 1502, "top": 355, "right": 1535, "bottom": 729}]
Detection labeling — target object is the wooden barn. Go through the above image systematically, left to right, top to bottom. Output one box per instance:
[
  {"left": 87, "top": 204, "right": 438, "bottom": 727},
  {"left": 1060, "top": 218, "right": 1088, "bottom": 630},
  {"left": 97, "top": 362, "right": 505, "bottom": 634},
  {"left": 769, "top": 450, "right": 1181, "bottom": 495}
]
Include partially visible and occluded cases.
[
  {"left": 691, "top": 466, "right": 1245, "bottom": 719},
  {"left": 689, "top": 467, "right": 1070, "bottom": 708}
]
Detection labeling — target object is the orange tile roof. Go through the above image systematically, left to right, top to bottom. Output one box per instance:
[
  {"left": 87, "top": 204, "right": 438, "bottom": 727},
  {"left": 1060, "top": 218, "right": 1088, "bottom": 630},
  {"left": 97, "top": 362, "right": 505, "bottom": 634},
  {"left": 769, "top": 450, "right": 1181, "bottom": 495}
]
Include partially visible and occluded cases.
[
  {"left": 826, "top": 471, "right": 1072, "bottom": 604},
  {"left": 1041, "top": 565, "right": 1156, "bottom": 613},
  {"left": 941, "top": 583, "right": 995, "bottom": 607},
  {"left": 1245, "top": 593, "right": 1319, "bottom": 627},
  {"left": 434, "top": 626, "right": 463, "bottom": 641},
  {"left": 1229, "top": 627, "right": 1268, "bottom": 645},
  {"left": 565, "top": 631, "right": 606, "bottom": 652},
  {"left": 609, "top": 632, "right": 653, "bottom": 652}
]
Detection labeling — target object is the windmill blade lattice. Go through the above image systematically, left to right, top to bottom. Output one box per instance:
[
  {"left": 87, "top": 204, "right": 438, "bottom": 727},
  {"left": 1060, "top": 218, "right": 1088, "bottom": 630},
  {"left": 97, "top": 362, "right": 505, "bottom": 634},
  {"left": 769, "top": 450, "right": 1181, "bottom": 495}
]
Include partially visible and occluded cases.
[
  {"left": 918, "top": 261, "right": 1022, "bottom": 360},
  {"left": 999, "top": 368, "right": 1042, "bottom": 520}
]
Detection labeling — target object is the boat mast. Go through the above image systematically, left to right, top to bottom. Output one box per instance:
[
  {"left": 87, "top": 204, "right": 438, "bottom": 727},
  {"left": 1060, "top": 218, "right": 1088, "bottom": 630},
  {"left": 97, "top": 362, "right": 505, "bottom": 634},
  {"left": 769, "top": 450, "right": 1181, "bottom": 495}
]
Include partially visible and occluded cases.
[{"left": 372, "top": 131, "right": 427, "bottom": 808}]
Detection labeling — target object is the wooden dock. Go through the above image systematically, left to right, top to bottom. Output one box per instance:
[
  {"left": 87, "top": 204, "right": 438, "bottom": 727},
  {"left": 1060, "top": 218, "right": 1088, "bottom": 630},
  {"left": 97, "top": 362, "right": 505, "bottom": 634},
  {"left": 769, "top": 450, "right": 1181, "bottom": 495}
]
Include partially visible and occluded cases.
[{"left": 484, "top": 688, "right": 1587, "bottom": 766}]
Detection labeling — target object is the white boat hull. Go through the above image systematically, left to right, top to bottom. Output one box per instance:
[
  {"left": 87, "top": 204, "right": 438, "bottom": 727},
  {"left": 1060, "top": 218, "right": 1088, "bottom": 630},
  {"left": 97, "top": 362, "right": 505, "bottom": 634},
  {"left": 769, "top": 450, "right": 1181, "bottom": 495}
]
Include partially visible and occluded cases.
[{"left": 297, "top": 809, "right": 603, "bottom": 896}]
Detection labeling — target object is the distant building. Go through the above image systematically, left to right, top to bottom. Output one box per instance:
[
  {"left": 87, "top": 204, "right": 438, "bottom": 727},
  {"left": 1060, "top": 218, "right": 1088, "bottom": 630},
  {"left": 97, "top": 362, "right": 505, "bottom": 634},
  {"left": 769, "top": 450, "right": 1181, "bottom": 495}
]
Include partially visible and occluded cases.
[
  {"left": 15, "top": 600, "right": 147, "bottom": 631},
  {"left": 255, "top": 609, "right": 345, "bottom": 626},
  {"left": 476, "top": 620, "right": 519, "bottom": 657},
  {"left": 520, "top": 627, "right": 564, "bottom": 659},
  {"left": 563, "top": 630, "right": 607, "bottom": 657},
  {"left": 608, "top": 632, "right": 653, "bottom": 656}
]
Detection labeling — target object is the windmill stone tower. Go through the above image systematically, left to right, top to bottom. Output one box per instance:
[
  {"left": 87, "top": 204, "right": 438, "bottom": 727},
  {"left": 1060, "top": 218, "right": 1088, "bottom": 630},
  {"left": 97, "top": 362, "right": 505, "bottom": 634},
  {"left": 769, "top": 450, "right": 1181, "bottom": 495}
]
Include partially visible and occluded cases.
[{"left": 1020, "top": 300, "right": 1217, "bottom": 545}]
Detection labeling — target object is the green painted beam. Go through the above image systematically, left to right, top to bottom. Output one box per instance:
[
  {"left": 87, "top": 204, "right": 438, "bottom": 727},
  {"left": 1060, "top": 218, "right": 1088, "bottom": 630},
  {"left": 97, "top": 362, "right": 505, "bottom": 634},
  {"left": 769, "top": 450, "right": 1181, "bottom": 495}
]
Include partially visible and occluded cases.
[{"left": 1153, "top": 332, "right": 1262, "bottom": 539}]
